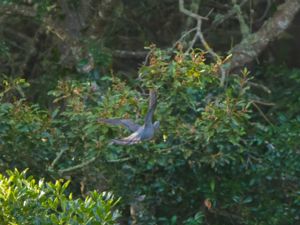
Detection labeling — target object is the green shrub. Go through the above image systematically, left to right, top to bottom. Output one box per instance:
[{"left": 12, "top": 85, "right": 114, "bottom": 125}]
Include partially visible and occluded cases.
[
  {"left": 0, "top": 49, "right": 299, "bottom": 225},
  {"left": 0, "top": 169, "right": 120, "bottom": 225}
]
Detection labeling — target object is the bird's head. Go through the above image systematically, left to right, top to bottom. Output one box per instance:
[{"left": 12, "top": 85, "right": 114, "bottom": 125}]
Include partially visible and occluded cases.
[{"left": 153, "top": 121, "right": 160, "bottom": 131}]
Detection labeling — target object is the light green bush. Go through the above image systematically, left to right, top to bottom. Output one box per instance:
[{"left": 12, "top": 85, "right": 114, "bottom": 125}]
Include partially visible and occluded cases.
[{"left": 0, "top": 169, "right": 120, "bottom": 225}]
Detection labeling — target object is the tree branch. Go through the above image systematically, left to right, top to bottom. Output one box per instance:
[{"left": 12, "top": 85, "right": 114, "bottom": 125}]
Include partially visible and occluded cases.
[
  {"left": 178, "top": 0, "right": 226, "bottom": 85},
  {"left": 179, "top": 0, "right": 208, "bottom": 21},
  {"left": 208, "top": 0, "right": 249, "bottom": 31},
  {"left": 228, "top": 0, "right": 300, "bottom": 72},
  {"left": 231, "top": 0, "right": 251, "bottom": 38},
  {"left": 112, "top": 50, "right": 148, "bottom": 59},
  {"left": 50, "top": 147, "right": 68, "bottom": 169},
  {"left": 58, "top": 156, "right": 97, "bottom": 174}
]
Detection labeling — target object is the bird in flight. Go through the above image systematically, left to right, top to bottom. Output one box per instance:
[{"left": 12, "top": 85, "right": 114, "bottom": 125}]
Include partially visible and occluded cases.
[{"left": 99, "top": 90, "right": 159, "bottom": 145}]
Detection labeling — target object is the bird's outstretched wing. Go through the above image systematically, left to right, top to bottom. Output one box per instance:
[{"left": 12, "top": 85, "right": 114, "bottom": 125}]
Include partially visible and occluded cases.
[
  {"left": 144, "top": 90, "right": 157, "bottom": 126},
  {"left": 98, "top": 118, "right": 141, "bottom": 132},
  {"left": 110, "top": 131, "right": 142, "bottom": 145}
]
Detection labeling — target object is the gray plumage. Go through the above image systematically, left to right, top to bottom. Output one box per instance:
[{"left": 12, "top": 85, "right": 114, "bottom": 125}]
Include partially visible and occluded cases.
[{"left": 99, "top": 90, "right": 159, "bottom": 145}]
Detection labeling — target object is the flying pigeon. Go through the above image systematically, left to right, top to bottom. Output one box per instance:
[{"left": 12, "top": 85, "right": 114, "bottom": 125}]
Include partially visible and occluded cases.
[{"left": 99, "top": 90, "right": 159, "bottom": 145}]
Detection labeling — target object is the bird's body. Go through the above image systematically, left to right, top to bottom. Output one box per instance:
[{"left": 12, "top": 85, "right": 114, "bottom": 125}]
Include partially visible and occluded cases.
[{"left": 99, "top": 90, "right": 159, "bottom": 145}]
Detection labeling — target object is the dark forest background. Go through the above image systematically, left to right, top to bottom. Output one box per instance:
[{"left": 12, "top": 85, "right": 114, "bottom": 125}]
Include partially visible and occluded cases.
[{"left": 0, "top": 0, "right": 300, "bottom": 224}]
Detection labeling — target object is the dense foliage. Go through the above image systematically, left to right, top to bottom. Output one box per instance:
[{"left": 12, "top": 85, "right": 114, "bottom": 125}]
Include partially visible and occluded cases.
[
  {"left": 0, "top": 0, "right": 299, "bottom": 224},
  {"left": 1, "top": 48, "right": 299, "bottom": 224},
  {"left": 0, "top": 169, "right": 120, "bottom": 225}
]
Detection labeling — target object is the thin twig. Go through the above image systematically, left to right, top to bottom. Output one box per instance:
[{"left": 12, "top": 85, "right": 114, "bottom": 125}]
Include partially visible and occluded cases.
[
  {"left": 179, "top": 0, "right": 208, "bottom": 20},
  {"left": 208, "top": 0, "right": 249, "bottom": 31},
  {"left": 256, "top": 0, "right": 272, "bottom": 23},
  {"left": 197, "top": 22, "right": 219, "bottom": 60},
  {"left": 186, "top": 26, "right": 200, "bottom": 52},
  {"left": 174, "top": 27, "right": 197, "bottom": 47},
  {"left": 143, "top": 47, "right": 155, "bottom": 66},
  {"left": 112, "top": 50, "right": 148, "bottom": 59},
  {"left": 248, "top": 81, "right": 271, "bottom": 93},
  {"left": 251, "top": 99, "right": 275, "bottom": 106},
  {"left": 252, "top": 102, "right": 273, "bottom": 125},
  {"left": 154, "top": 140, "right": 191, "bottom": 154},
  {"left": 50, "top": 147, "right": 68, "bottom": 168},
  {"left": 58, "top": 156, "right": 97, "bottom": 174},
  {"left": 106, "top": 157, "right": 133, "bottom": 163}
]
